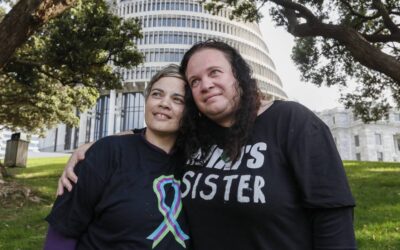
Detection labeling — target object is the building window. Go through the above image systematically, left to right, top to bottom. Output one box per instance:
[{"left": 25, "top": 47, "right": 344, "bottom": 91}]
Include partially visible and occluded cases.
[
  {"left": 120, "top": 92, "right": 145, "bottom": 132},
  {"left": 94, "top": 95, "right": 110, "bottom": 141},
  {"left": 73, "top": 111, "right": 80, "bottom": 149},
  {"left": 85, "top": 111, "right": 93, "bottom": 143},
  {"left": 64, "top": 126, "right": 72, "bottom": 150},
  {"left": 375, "top": 133, "right": 382, "bottom": 145},
  {"left": 354, "top": 135, "right": 360, "bottom": 147},
  {"left": 394, "top": 136, "right": 400, "bottom": 151},
  {"left": 377, "top": 152, "right": 383, "bottom": 161},
  {"left": 356, "top": 153, "right": 361, "bottom": 161}
]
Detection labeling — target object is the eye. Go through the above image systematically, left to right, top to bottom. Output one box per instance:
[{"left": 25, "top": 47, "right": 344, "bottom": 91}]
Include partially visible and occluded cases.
[
  {"left": 210, "top": 69, "right": 220, "bottom": 76},
  {"left": 190, "top": 79, "right": 200, "bottom": 88},
  {"left": 150, "top": 91, "right": 162, "bottom": 98},
  {"left": 173, "top": 97, "right": 185, "bottom": 104}
]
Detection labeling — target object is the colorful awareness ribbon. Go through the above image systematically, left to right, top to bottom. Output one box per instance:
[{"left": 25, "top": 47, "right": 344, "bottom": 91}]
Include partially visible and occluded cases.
[{"left": 147, "top": 175, "right": 189, "bottom": 248}]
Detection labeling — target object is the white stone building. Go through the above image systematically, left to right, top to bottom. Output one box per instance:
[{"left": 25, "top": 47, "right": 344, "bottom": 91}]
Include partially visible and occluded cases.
[
  {"left": 39, "top": 0, "right": 287, "bottom": 152},
  {"left": 316, "top": 107, "right": 400, "bottom": 162}
]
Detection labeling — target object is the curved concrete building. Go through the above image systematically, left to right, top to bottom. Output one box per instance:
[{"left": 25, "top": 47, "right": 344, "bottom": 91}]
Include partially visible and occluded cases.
[{"left": 39, "top": 0, "right": 287, "bottom": 151}]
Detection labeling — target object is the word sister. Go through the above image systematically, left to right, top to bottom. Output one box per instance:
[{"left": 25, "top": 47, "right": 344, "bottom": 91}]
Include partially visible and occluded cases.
[{"left": 181, "top": 142, "right": 267, "bottom": 203}]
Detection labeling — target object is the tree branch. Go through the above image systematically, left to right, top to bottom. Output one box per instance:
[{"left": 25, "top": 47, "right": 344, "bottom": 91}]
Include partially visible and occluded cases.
[
  {"left": 0, "top": 0, "right": 76, "bottom": 69},
  {"left": 267, "top": 0, "right": 400, "bottom": 85},
  {"left": 271, "top": 0, "right": 319, "bottom": 24},
  {"left": 340, "top": 0, "right": 380, "bottom": 20},
  {"left": 372, "top": 0, "right": 400, "bottom": 34},
  {"left": 256, "top": 1, "right": 267, "bottom": 13},
  {"left": 285, "top": 22, "right": 400, "bottom": 83},
  {"left": 361, "top": 23, "right": 400, "bottom": 42},
  {"left": 362, "top": 33, "right": 400, "bottom": 43}
]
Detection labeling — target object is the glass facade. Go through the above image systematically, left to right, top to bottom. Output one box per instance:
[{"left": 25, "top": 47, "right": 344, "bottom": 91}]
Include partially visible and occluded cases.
[{"left": 114, "top": 0, "right": 286, "bottom": 95}]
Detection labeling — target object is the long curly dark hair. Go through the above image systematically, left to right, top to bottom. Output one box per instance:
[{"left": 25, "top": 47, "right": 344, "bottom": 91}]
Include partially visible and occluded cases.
[{"left": 180, "top": 40, "right": 261, "bottom": 163}]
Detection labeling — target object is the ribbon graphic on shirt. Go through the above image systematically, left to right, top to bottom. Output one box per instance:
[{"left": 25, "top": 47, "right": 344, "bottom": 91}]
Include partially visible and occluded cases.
[{"left": 147, "top": 175, "right": 189, "bottom": 248}]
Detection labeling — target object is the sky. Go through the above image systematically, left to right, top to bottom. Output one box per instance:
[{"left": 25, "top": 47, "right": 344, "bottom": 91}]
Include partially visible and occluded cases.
[{"left": 259, "top": 11, "right": 343, "bottom": 111}]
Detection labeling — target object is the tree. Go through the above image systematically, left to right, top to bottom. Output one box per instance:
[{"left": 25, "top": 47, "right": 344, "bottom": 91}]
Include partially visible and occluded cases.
[
  {"left": 0, "top": 0, "right": 143, "bottom": 134},
  {"left": 0, "top": 0, "right": 77, "bottom": 69},
  {"left": 205, "top": 0, "right": 400, "bottom": 122}
]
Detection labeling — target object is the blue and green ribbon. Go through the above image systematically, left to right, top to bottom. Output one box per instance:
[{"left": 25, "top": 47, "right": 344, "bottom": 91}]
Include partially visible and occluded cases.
[{"left": 147, "top": 175, "right": 189, "bottom": 248}]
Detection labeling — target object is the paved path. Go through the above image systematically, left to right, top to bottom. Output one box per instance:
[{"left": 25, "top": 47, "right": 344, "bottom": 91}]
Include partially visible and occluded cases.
[
  {"left": 1, "top": 151, "right": 71, "bottom": 161},
  {"left": 27, "top": 151, "right": 71, "bottom": 158}
]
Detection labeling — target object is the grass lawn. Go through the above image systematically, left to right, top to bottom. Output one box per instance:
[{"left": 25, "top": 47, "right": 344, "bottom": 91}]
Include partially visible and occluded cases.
[
  {"left": 0, "top": 157, "right": 69, "bottom": 250},
  {"left": 0, "top": 158, "right": 399, "bottom": 249},
  {"left": 345, "top": 161, "right": 400, "bottom": 249}
]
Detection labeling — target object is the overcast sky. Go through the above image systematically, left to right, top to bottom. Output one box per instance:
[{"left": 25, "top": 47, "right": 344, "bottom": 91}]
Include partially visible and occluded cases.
[{"left": 259, "top": 11, "right": 343, "bottom": 111}]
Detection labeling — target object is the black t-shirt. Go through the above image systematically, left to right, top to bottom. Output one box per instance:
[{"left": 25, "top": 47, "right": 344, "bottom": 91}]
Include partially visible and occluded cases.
[
  {"left": 180, "top": 101, "right": 356, "bottom": 250},
  {"left": 46, "top": 133, "right": 190, "bottom": 250}
]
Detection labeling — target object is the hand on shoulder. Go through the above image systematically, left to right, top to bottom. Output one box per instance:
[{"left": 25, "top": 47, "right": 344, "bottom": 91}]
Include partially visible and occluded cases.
[{"left": 56, "top": 130, "right": 135, "bottom": 196}]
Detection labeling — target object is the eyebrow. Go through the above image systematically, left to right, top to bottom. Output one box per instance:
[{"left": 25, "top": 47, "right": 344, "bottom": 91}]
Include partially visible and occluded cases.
[
  {"left": 187, "top": 66, "right": 223, "bottom": 82},
  {"left": 150, "top": 88, "right": 163, "bottom": 92},
  {"left": 151, "top": 88, "right": 184, "bottom": 98},
  {"left": 172, "top": 93, "right": 185, "bottom": 98}
]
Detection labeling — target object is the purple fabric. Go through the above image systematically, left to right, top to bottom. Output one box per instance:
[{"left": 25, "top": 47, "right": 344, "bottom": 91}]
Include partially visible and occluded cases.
[{"left": 44, "top": 226, "right": 77, "bottom": 250}]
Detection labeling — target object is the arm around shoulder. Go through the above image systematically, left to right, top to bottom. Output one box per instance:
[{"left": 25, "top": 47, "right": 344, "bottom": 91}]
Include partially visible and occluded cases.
[
  {"left": 56, "top": 130, "right": 135, "bottom": 196},
  {"left": 57, "top": 141, "right": 94, "bottom": 196}
]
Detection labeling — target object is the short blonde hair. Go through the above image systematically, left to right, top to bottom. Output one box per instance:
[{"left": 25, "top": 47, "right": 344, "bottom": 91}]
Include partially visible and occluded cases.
[{"left": 144, "top": 64, "right": 186, "bottom": 99}]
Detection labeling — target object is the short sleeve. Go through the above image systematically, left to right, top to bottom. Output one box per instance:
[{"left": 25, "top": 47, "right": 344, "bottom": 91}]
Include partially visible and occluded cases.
[
  {"left": 285, "top": 103, "right": 355, "bottom": 208},
  {"left": 45, "top": 139, "right": 115, "bottom": 238}
]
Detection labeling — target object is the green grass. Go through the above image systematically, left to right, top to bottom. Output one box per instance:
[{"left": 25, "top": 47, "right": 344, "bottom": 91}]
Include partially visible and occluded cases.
[
  {"left": 0, "top": 157, "right": 69, "bottom": 250},
  {"left": 0, "top": 158, "right": 399, "bottom": 249},
  {"left": 344, "top": 161, "right": 400, "bottom": 249}
]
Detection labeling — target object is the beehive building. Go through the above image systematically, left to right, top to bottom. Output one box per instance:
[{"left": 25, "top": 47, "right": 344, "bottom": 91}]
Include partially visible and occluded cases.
[{"left": 39, "top": 0, "right": 287, "bottom": 151}]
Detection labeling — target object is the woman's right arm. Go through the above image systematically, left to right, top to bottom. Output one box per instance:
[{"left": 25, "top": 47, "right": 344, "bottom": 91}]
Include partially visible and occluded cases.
[
  {"left": 57, "top": 130, "right": 136, "bottom": 196},
  {"left": 47, "top": 139, "right": 111, "bottom": 238},
  {"left": 57, "top": 142, "right": 93, "bottom": 196},
  {"left": 43, "top": 226, "right": 77, "bottom": 250}
]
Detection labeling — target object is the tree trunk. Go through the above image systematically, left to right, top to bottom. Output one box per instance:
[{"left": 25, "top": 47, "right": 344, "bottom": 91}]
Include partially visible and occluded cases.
[{"left": 0, "top": 0, "right": 76, "bottom": 69}]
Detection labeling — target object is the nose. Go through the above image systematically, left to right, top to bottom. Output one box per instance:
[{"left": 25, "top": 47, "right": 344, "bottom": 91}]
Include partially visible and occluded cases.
[
  {"left": 200, "top": 77, "right": 214, "bottom": 92},
  {"left": 158, "top": 97, "right": 171, "bottom": 109}
]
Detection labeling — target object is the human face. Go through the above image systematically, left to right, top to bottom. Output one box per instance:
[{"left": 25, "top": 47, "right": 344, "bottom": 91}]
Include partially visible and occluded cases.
[
  {"left": 185, "top": 48, "right": 239, "bottom": 127},
  {"left": 144, "top": 77, "right": 186, "bottom": 138}
]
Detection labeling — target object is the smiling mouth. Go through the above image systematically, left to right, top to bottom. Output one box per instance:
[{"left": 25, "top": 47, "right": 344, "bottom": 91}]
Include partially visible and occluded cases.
[
  {"left": 204, "top": 94, "right": 220, "bottom": 103},
  {"left": 154, "top": 113, "right": 171, "bottom": 120}
]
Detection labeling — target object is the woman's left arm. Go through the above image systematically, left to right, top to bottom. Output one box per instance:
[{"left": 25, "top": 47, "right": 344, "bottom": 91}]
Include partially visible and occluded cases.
[
  {"left": 284, "top": 103, "right": 357, "bottom": 249},
  {"left": 310, "top": 207, "right": 356, "bottom": 250}
]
